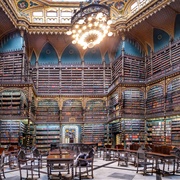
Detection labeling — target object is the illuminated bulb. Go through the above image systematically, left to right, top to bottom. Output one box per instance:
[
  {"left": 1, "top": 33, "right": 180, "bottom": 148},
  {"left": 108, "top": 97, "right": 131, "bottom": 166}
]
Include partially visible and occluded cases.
[
  {"left": 96, "top": 12, "right": 103, "bottom": 19},
  {"left": 88, "top": 17, "right": 92, "bottom": 21},
  {"left": 78, "top": 19, "right": 84, "bottom": 24},
  {"left": 107, "top": 20, "right": 112, "bottom": 25},
  {"left": 94, "top": 22, "right": 99, "bottom": 26},
  {"left": 88, "top": 23, "right": 93, "bottom": 28},
  {"left": 75, "top": 24, "right": 79, "bottom": 29},
  {"left": 82, "top": 26, "right": 87, "bottom": 30},
  {"left": 72, "top": 29, "right": 76, "bottom": 33},
  {"left": 78, "top": 29, "right": 82, "bottom": 33},
  {"left": 66, "top": 31, "right": 72, "bottom": 35},
  {"left": 108, "top": 32, "right": 113, "bottom": 36},
  {"left": 72, "top": 40, "right": 77, "bottom": 44},
  {"left": 88, "top": 42, "right": 94, "bottom": 48}
]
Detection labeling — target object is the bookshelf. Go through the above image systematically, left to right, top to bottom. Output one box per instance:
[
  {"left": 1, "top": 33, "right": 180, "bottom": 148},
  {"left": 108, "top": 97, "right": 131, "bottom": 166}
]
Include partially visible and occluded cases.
[
  {"left": 171, "top": 41, "right": 180, "bottom": 67},
  {"left": 152, "top": 49, "right": 170, "bottom": 74},
  {"left": 0, "top": 51, "right": 23, "bottom": 81},
  {"left": 123, "top": 56, "right": 145, "bottom": 81},
  {"left": 112, "top": 57, "right": 122, "bottom": 81},
  {"left": 35, "top": 65, "right": 111, "bottom": 95},
  {"left": 83, "top": 66, "right": 104, "bottom": 94},
  {"left": 38, "top": 67, "right": 60, "bottom": 94},
  {"left": 166, "top": 77, "right": 180, "bottom": 113},
  {"left": 146, "top": 85, "right": 164, "bottom": 117},
  {"left": 122, "top": 89, "right": 145, "bottom": 118},
  {"left": 0, "top": 90, "right": 28, "bottom": 118},
  {"left": 108, "top": 93, "right": 119, "bottom": 121},
  {"left": 61, "top": 99, "right": 83, "bottom": 123},
  {"left": 85, "top": 99, "right": 107, "bottom": 123},
  {"left": 36, "top": 100, "right": 60, "bottom": 122},
  {"left": 171, "top": 117, "right": 180, "bottom": 147},
  {"left": 146, "top": 118, "right": 171, "bottom": 145},
  {"left": 122, "top": 119, "right": 145, "bottom": 145},
  {"left": 0, "top": 120, "right": 26, "bottom": 148},
  {"left": 25, "top": 123, "right": 35, "bottom": 148},
  {"left": 35, "top": 124, "right": 60, "bottom": 152},
  {"left": 83, "top": 124, "right": 105, "bottom": 145},
  {"left": 104, "top": 124, "right": 113, "bottom": 145}
]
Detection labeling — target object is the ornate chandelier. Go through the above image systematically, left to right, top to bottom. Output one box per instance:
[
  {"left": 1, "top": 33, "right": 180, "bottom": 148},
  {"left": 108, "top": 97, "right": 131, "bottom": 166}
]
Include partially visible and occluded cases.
[{"left": 66, "top": 2, "right": 113, "bottom": 49}]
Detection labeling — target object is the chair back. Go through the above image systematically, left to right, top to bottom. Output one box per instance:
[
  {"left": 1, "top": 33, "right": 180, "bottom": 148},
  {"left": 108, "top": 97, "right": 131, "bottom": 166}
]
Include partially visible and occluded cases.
[
  {"left": 8, "top": 146, "right": 15, "bottom": 151},
  {"left": 137, "top": 147, "right": 146, "bottom": 162},
  {"left": 0, "top": 148, "right": 5, "bottom": 154},
  {"left": 33, "top": 148, "right": 40, "bottom": 158},
  {"left": 18, "top": 150, "right": 26, "bottom": 160},
  {"left": 0, "top": 151, "right": 5, "bottom": 166}
]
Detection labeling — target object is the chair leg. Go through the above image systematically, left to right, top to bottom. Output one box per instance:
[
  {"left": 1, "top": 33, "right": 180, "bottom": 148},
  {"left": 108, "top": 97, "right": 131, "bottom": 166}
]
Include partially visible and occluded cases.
[
  {"left": 79, "top": 166, "right": 81, "bottom": 180},
  {"left": 91, "top": 166, "right": 94, "bottom": 179},
  {"left": 2, "top": 169, "right": 6, "bottom": 179}
]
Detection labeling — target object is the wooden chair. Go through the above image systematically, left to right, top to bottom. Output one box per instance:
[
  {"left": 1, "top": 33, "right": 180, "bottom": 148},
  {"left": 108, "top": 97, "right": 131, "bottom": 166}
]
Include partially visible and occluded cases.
[
  {"left": 8, "top": 146, "right": 18, "bottom": 169},
  {"left": 32, "top": 147, "right": 43, "bottom": 168},
  {"left": 75, "top": 147, "right": 96, "bottom": 180},
  {"left": 136, "top": 148, "right": 154, "bottom": 175},
  {"left": 18, "top": 149, "right": 40, "bottom": 180},
  {"left": 0, "top": 151, "right": 6, "bottom": 179},
  {"left": 118, "top": 151, "right": 128, "bottom": 167},
  {"left": 75, "top": 156, "right": 94, "bottom": 180}
]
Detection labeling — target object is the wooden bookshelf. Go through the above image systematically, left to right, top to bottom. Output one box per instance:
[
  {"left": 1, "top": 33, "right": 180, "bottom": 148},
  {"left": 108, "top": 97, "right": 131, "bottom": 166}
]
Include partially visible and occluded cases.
[
  {"left": 171, "top": 40, "right": 180, "bottom": 67},
  {"left": 0, "top": 51, "right": 23, "bottom": 82},
  {"left": 123, "top": 56, "right": 145, "bottom": 81},
  {"left": 112, "top": 57, "right": 122, "bottom": 81},
  {"left": 38, "top": 67, "right": 60, "bottom": 94},
  {"left": 166, "top": 77, "right": 180, "bottom": 114},
  {"left": 146, "top": 85, "right": 164, "bottom": 118},
  {"left": 122, "top": 89, "right": 145, "bottom": 118},
  {"left": 0, "top": 90, "right": 28, "bottom": 118},
  {"left": 108, "top": 93, "right": 120, "bottom": 121},
  {"left": 61, "top": 99, "right": 83, "bottom": 123},
  {"left": 84, "top": 99, "right": 107, "bottom": 123},
  {"left": 36, "top": 100, "right": 60, "bottom": 122},
  {"left": 171, "top": 117, "right": 180, "bottom": 147},
  {"left": 146, "top": 118, "right": 172, "bottom": 145},
  {"left": 122, "top": 119, "right": 145, "bottom": 145},
  {"left": 0, "top": 120, "right": 26, "bottom": 148},
  {"left": 35, "top": 124, "right": 60, "bottom": 152},
  {"left": 83, "top": 124, "right": 105, "bottom": 145}
]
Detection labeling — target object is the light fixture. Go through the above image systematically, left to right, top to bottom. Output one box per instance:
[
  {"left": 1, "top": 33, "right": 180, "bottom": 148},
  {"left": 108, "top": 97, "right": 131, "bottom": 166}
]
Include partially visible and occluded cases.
[{"left": 66, "top": 1, "right": 113, "bottom": 49}]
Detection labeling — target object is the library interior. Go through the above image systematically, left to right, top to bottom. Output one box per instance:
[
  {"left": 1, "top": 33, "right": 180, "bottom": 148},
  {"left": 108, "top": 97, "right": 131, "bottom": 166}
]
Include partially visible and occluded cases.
[{"left": 0, "top": 0, "right": 180, "bottom": 179}]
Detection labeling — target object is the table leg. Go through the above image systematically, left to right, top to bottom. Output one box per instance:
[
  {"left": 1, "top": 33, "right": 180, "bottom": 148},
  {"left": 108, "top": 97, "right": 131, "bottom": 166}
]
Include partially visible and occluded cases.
[{"left": 71, "top": 163, "right": 74, "bottom": 180}]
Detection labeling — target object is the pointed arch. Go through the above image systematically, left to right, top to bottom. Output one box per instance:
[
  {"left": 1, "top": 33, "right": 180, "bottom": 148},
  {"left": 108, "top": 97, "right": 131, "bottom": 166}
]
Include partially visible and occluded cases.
[
  {"left": 174, "top": 14, "right": 180, "bottom": 41},
  {"left": 153, "top": 28, "right": 170, "bottom": 53},
  {"left": 0, "top": 31, "right": 23, "bottom": 53},
  {"left": 38, "top": 42, "right": 58, "bottom": 65},
  {"left": 61, "top": 44, "right": 81, "bottom": 64},
  {"left": 84, "top": 47, "right": 102, "bottom": 64},
  {"left": 30, "top": 51, "right": 36, "bottom": 66},
  {"left": 104, "top": 52, "right": 110, "bottom": 64}
]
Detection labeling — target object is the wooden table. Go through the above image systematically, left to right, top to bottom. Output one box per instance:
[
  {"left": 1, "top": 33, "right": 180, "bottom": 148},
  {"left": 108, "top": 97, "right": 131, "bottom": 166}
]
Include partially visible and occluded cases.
[
  {"left": 49, "top": 149, "right": 69, "bottom": 155},
  {"left": 147, "top": 152, "right": 176, "bottom": 176},
  {"left": 47, "top": 154, "right": 74, "bottom": 180}
]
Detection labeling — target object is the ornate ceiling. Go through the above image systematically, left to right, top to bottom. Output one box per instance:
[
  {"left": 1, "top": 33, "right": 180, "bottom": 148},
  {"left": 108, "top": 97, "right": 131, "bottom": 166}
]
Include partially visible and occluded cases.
[{"left": 0, "top": 0, "right": 179, "bottom": 56}]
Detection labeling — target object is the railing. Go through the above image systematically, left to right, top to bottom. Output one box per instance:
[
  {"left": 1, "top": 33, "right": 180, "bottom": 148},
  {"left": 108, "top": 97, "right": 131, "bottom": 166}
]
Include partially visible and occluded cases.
[{"left": 0, "top": 75, "right": 33, "bottom": 84}]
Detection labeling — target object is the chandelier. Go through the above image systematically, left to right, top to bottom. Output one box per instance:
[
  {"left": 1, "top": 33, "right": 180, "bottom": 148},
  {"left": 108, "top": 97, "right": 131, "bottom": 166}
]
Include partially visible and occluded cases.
[{"left": 66, "top": 2, "right": 113, "bottom": 49}]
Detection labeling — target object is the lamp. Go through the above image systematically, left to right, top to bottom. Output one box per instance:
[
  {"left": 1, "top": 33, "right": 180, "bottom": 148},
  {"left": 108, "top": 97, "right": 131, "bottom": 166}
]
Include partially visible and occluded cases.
[{"left": 66, "top": 1, "right": 113, "bottom": 49}]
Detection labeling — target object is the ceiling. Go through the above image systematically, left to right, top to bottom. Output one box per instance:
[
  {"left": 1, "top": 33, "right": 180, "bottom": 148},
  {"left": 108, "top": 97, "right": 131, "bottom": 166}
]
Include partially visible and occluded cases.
[{"left": 0, "top": 0, "right": 179, "bottom": 56}]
